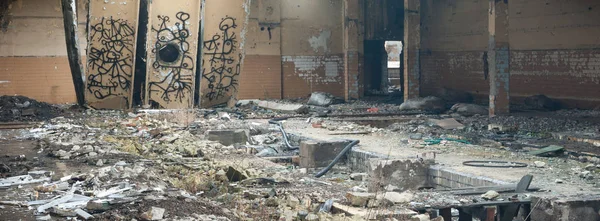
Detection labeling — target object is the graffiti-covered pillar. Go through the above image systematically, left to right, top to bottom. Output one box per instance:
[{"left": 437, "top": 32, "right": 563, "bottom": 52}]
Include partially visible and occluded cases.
[
  {"left": 86, "top": 0, "right": 140, "bottom": 109},
  {"left": 145, "top": 0, "right": 201, "bottom": 109},
  {"left": 200, "top": 0, "right": 252, "bottom": 108}
]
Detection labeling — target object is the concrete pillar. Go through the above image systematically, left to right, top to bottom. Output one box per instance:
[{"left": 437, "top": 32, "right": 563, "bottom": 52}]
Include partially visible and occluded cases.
[
  {"left": 343, "top": 0, "right": 361, "bottom": 100},
  {"left": 403, "top": 0, "right": 421, "bottom": 101},
  {"left": 488, "top": 0, "right": 510, "bottom": 115}
]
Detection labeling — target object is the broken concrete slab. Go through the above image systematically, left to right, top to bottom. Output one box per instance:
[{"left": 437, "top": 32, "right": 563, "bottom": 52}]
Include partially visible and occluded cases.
[
  {"left": 307, "top": 92, "right": 342, "bottom": 106},
  {"left": 524, "top": 94, "right": 560, "bottom": 111},
  {"left": 399, "top": 96, "right": 446, "bottom": 113},
  {"left": 237, "top": 99, "right": 307, "bottom": 113},
  {"left": 450, "top": 103, "right": 488, "bottom": 116},
  {"left": 427, "top": 118, "right": 465, "bottom": 130},
  {"left": 488, "top": 123, "right": 517, "bottom": 133},
  {"left": 207, "top": 130, "right": 249, "bottom": 146},
  {"left": 552, "top": 132, "right": 600, "bottom": 147},
  {"left": 299, "top": 139, "right": 354, "bottom": 168},
  {"left": 529, "top": 145, "right": 565, "bottom": 156},
  {"left": 368, "top": 159, "right": 432, "bottom": 192},
  {"left": 350, "top": 173, "right": 368, "bottom": 181},
  {"left": 376, "top": 191, "right": 414, "bottom": 205},
  {"left": 345, "top": 192, "right": 376, "bottom": 207},
  {"left": 530, "top": 195, "right": 600, "bottom": 221},
  {"left": 332, "top": 202, "right": 418, "bottom": 220},
  {"left": 141, "top": 206, "right": 165, "bottom": 220}
]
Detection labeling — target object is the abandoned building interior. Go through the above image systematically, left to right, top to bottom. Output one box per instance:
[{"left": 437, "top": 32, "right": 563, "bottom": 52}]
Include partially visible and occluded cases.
[{"left": 1, "top": 0, "right": 600, "bottom": 220}]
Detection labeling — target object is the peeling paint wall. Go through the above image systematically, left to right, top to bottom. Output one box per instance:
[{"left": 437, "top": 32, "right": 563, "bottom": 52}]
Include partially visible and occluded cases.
[
  {"left": 0, "top": 0, "right": 88, "bottom": 104},
  {"left": 280, "top": 0, "right": 345, "bottom": 98}
]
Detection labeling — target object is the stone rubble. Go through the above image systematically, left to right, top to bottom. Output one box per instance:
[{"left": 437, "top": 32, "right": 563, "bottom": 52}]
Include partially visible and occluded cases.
[{"left": 1, "top": 96, "right": 600, "bottom": 220}]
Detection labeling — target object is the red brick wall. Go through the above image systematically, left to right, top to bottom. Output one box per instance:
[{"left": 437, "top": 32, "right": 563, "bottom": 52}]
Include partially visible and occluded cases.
[
  {"left": 419, "top": 0, "right": 600, "bottom": 108},
  {"left": 420, "top": 0, "right": 488, "bottom": 102},
  {"left": 508, "top": 0, "right": 600, "bottom": 108},
  {"left": 511, "top": 49, "right": 600, "bottom": 109},
  {"left": 420, "top": 51, "right": 488, "bottom": 102},
  {"left": 237, "top": 55, "right": 283, "bottom": 99},
  {"left": 282, "top": 55, "right": 345, "bottom": 98}
]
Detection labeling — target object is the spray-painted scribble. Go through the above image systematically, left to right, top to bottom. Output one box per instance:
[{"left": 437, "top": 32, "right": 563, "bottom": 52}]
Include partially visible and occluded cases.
[
  {"left": 148, "top": 12, "right": 194, "bottom": 104},
  {"left": 202, "top": 16, "right": 241, "bottom": 101},
  {"left": 87, "top": 17, "right": 135, "bottom": 104}
]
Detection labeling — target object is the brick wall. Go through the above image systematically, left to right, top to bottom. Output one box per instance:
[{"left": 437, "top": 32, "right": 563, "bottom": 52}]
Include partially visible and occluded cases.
[
  {"left": 237, "top": 0, "right": 347, "bottom": 100},
  {"left": 237, "top": 0, "right": 283, "bottom": 100},
  {"left": 280, "top": 0, "right": 345, "bottom": 99},
  {"left": 420, "top": 0, "right": 600, "bottom": 108},
  {"left": 420, "top": 0, "right": 488, "bottom": 103},
  {"left": 509, "top": 0, "right": 600, "bottom": 109}
]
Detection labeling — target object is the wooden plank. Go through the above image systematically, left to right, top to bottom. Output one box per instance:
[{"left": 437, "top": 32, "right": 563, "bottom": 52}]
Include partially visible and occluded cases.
[
  {"left": 60, "top": 0, "right": 86, "bottom": 106},
  {"left": 86, "top": 0, "right": 140, "bottom": 109},
  {"left": 145, "top": 0, "right": 201, "bottom": 109},
  {"left": 200, "top": 0, "right": 251, "bottom": 107},
  {"left": 529, "top": 145, "right": 565, "bottom": 156},
  {"left": 450, "top": 185, "right": 540, "bottom": 195},
  {"left": 485, "top": 207, "right": 496, "bottom": 221}
]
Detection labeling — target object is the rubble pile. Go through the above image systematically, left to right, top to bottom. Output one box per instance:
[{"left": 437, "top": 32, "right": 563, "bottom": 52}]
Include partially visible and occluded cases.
[
  {"left": 2, "top": 94, "right": 600, "bottom": 220},
  {"left": 0, "top": 95, "right": 63, "bottom": 122}
]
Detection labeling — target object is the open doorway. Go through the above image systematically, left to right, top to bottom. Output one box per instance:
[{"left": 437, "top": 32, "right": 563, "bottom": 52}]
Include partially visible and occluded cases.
[
  {"left": 363, "top": 40, "right": 404, "bottom": 97},
  {"left": 385, "top": 41, "right": 403, "bottom": 95}
]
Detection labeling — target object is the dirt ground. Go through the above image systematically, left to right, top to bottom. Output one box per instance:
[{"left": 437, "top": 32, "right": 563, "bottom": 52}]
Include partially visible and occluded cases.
[{"left": 1, "top": 95, "right": 600, "bottom": 221}]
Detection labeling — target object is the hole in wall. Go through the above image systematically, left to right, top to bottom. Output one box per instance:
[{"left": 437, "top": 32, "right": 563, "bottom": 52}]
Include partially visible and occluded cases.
[
  {"left": 260, "top": 27, "right": 265, "bottom": 31},
  {"left": 158, "top": 43, "right": 181, "bottom": 63}
]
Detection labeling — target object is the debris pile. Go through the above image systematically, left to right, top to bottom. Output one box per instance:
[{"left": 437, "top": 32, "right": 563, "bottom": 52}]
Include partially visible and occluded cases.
[{"left": 0, "top": 95, "right": 63, "bottom": 122}]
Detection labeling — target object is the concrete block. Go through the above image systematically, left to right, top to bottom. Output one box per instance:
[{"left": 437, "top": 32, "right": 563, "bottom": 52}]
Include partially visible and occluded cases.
[
  {"left": 207, "top": 130, "right": 249, "bottom": 146},
  {"left": 300, "top": 139, "right": 352, "bottom": 168},
  {"left": 367, "top": 159, "right": 432, "bottom": 192},
  {"left": 531, "top": 195, "right": 600, "bottom": 221}
]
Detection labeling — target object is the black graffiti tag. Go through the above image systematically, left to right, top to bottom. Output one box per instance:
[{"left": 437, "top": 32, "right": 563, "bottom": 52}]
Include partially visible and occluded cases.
[
  {"left": 148, "top": 12, "right": 194, "bottom": 104},
  {"left": 202, "top": 16, "right": 241, "bottom": 101},
  {"left": 87, "top": 17, "right": 135, "bottom": 104}
]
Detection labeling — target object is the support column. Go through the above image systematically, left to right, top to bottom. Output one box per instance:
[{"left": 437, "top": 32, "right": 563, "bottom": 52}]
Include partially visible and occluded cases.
[
  {"left": 60, "top": 0, "right": 85, "bottom": 106},
  {"left": 343, "top": 0, "right": 360, "bottom": 100},
  {"left": 403, "top": 0, "right": 421, "bottom": 101},
  {"left": 488, "top": 0, "right": 510, "bottom": 116}
]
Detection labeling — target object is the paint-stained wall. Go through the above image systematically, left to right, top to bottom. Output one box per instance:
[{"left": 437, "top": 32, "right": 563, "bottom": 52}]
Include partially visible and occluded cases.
[
  {"left": 0, "top": 0, "right": 88, "bottom": 104},
  {"left": 237, "top": 0, "right": 283, "bottom": 99},
  {"left": 280, "top": 0, "right": 345, "bottom": 98}
]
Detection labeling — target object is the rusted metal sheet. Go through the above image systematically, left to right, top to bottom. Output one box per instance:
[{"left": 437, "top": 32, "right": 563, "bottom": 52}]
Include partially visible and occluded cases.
[
  {"left": 86, "top": 0, "right": 140, "bottom": 109},
  {"left": 145, "top": 0, "right": 201, "bottom": 109}
]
